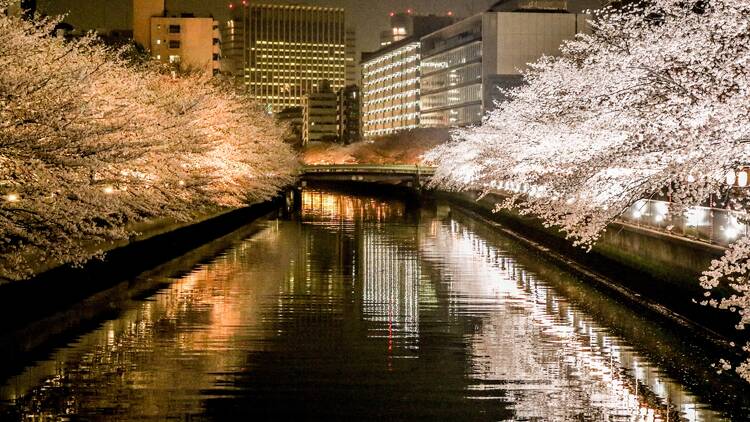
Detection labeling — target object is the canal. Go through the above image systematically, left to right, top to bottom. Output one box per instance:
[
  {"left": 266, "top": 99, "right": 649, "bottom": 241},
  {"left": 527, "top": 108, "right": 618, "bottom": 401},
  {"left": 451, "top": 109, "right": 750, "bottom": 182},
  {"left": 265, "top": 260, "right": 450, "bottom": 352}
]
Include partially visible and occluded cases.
[{"left": 1, "top": 189, "right": 749, "bottom": 421}]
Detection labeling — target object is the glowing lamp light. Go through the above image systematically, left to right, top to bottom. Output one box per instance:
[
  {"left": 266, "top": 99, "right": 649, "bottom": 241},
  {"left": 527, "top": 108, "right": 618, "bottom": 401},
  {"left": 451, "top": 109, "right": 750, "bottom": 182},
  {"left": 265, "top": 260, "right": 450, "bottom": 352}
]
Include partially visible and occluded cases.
[
  {"left": 242, "top": 0, "right": 248, "bottom": 5},
  {"left": 228, "top": 3, "right": 235, "bottom": 9},
  {"left": 406, "top": 8, "right": 413, "bottom": 14},
  {"left": 447, "top": 10, "right": 453, "bottom": 16},
  {"left": 389, "top": 11, "right": 395, "bottom": 17},
  {"left": 726, "top": 170, "right": 737, "bottom": 186},
  {"left": 739, "top": 171, "right": 749, "bottom": 187},
  {"left": 178, "top": 180, "right": 186, "bottom": 186},
  {"left": 103, "top": 186, "right": 114, "bottom": 194},
  {"left": 5, "top": 193, "right": 19, "bottom": 202},
  {"left": 654, "top": 204, "right": 667, "bottom": 222},
  {"left": 725, "top": 214, "right": 745, "bottom": 240},
  {"left": 725, "top": 225, "right": 740, "bottom": 240}
]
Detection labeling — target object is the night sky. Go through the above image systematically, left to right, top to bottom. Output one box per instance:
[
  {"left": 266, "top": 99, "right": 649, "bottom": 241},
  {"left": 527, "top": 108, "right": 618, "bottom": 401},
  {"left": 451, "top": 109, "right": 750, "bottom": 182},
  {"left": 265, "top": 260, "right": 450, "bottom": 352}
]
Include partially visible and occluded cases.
[{"left": 38, "top": 0, "right": 498, "bottom": 52}]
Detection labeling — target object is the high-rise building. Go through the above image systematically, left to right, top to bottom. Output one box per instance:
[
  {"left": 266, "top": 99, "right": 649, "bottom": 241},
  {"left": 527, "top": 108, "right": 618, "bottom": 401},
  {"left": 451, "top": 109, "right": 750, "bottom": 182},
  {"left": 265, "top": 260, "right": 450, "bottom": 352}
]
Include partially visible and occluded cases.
[
  {"left": 133, "top": 0, "right": 220, "bottom": 76},
  {"left": 419, "top": 0, "right": 592, "bottom": 127},
  {"left": 224, "top": 3, "right": 347, "bottom": 113},
  {"left": 361, "top": 13, "right": 455, "bottom": 138},
  {"left": 345, "top": 27, "right": 359, "bottom": 86},
  {"left": 361, "top": 41, "right": 421, "bottom": 138},
  {"left": 302, "top": 81, "right": 339, "bottom": 145},
  {"left": 338, "top": 85, "right": 362, "bottom": 144}
]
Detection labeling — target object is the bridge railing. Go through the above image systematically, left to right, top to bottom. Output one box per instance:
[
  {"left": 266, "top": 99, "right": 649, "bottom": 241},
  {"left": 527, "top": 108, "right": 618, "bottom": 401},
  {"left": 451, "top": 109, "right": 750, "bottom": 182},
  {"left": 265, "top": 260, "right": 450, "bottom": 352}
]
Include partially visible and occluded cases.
[
  {"left": 300, "top": 164, "right": 436, "bottom": 176},
  {"left": 491, "top": 187, "right": 746, "bottom": 248},
  {"left": 618, "top": 199, "right": 747, "bottom": 247}
]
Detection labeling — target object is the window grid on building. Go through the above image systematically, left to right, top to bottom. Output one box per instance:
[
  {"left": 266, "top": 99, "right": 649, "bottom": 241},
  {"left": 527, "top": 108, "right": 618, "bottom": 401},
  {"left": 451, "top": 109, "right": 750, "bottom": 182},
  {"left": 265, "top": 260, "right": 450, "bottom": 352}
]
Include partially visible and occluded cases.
[
  {"left": 226, "top": 4, "right": 347, "bottom": 112},
  {"left": 361, "top": 42, "right": 421, "bottom": 138}
]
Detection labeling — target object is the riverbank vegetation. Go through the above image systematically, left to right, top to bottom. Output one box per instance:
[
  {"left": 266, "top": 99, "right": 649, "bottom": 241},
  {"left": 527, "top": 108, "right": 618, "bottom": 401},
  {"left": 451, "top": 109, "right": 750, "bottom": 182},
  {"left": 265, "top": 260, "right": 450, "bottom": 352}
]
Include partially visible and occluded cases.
[
  {"left": 427, "top": 0, "right": 750, "bottom": 381},
  {"left": 0, "top": 4, "right": 297, "bottom": 281},
  {"left": 302, "top": 128, "right": 449, "bottom": 165}
]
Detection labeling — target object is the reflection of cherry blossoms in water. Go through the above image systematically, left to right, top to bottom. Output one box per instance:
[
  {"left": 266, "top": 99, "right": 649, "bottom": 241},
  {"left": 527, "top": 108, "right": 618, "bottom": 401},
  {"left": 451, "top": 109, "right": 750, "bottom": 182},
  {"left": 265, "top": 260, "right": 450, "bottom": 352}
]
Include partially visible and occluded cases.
[
  {"left": 0, "top": 191, "right": 742, "bottom": 420},
  {"left": 419, "top": 217, "right": 723, "bottom": 421}
]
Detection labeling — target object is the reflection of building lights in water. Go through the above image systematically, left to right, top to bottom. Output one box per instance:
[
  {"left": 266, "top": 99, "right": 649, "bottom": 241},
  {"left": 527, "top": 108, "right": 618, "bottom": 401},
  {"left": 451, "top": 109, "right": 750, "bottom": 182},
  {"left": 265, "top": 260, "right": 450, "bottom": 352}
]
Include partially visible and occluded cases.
[
  {"left": 300, "top": 190, "right": 406, "bottom": 222},
  {"left": 419, "top": 218, "right": 710, "bottom": 422},
  {"left": 361, "top": 230, "right": 420, "bottom": 353}
]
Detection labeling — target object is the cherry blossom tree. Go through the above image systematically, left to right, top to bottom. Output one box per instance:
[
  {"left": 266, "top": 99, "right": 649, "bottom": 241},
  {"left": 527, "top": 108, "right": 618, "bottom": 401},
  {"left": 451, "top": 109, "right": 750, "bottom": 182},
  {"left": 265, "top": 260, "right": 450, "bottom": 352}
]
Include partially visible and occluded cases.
[
  {"left": 427, "top": 0, "right": 750, "bottom": 381},
  {"left": 0, "top": 4, "right": 297, "bottom": 281}
]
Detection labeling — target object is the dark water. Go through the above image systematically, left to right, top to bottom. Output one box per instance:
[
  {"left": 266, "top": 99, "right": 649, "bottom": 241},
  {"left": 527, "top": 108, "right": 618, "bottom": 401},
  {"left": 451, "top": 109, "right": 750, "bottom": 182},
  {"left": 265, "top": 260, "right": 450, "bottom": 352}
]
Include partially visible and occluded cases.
[{"left": 1, "top": 189, "right": 748, "bottom": 421}]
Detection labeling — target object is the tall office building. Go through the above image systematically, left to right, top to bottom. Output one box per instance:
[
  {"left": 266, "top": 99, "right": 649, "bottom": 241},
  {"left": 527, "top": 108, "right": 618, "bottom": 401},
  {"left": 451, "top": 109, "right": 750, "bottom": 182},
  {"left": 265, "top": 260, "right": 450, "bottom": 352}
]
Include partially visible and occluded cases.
[
  {"left": 419, "top": 0, "right": 591, "bottom": 127},
  {"left": 224, "top": 3, "right": 347, "bottom": 113},
  {"left": 361, "top": 13, "right": 455, "bottom": 138},
  {"left": 345, "top": 27, "right": 359, "bottom": 86},
  {"left": 361, "top": 42, "right": 421, "bottom": 138},
  {"left": 302, "top": 81, "right": 339, "bottom": 145},
  {"left": 338, "top": 85, "right": 362, "bottom": 144}
]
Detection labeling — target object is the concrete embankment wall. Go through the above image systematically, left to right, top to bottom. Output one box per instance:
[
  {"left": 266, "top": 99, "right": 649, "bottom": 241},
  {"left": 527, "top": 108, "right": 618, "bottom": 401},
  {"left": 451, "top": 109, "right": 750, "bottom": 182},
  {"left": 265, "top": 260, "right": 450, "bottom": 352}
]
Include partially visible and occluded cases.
[
  {"left": 436, "top": 190, "right": 737, "bottom": 339},
  {"left": 0, "top": 199, "right": 281, "bottom": 372}
]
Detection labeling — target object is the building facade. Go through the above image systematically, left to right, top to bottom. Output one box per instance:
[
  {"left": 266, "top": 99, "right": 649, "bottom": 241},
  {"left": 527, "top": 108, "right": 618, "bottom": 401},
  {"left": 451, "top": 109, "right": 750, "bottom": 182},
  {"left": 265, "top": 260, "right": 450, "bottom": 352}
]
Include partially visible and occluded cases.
[
  {"left": 133, "top": 0, "right": 220, "bottom": 76},
  {"left": 419, "top": 1, "right": 590, "bottom": 127},
  {"left": 224, "top": 3, "right": 347, "bottom": 113},
  {"left": 361, "top": 13, "right": 455, "bottom": 138},
  {"left": 149, "top": 16, "right": 220, "bottom": 75},
  {"left": 345, "top": 27, "right": 359, "bottom": 86},
  {"left": 361, "top": 41, "right": 421, "bottom": 138},
  {"left": 302, "top": 82, "right": 339, "bottom": 145},
  {"left": 338, "top": 85, "right": 362, "bottom": 144}
]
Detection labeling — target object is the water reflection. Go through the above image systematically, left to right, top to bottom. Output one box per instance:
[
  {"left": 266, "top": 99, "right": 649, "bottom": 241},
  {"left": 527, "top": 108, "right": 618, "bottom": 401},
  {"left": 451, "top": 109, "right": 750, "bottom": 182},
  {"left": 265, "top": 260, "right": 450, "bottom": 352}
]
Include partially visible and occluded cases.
[
  {"left": 0, "top": 189, "right": 745, "bottom": 420},
  {"left": 420, "top": 219, "right": 718, "bottom": 421}
]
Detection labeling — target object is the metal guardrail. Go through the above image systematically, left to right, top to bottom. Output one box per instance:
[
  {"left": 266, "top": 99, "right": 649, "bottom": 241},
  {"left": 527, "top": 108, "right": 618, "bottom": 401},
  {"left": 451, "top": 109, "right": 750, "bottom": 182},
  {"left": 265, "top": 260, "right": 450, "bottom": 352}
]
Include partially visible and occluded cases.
[{"left": 619, "top": 199, "right": 747, "bottom": 248}]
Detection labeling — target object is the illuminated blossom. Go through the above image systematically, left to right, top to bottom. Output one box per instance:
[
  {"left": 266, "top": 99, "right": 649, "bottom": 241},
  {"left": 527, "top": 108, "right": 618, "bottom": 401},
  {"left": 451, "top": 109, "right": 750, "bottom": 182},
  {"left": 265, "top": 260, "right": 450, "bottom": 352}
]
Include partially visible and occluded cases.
[
  {"left": 427, "top": 0, "right": 750, "bottom": 381},
  {"left": 0, "top": 4, "right": 297, "bottom": 280}
]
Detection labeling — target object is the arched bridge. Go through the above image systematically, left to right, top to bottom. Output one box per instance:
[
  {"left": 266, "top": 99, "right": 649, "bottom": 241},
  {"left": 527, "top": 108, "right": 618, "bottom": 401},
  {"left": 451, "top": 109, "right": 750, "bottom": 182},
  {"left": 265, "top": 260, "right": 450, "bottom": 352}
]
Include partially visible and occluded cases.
[{"left": 300, "top": 165, "right": 435, "bottom": 188}]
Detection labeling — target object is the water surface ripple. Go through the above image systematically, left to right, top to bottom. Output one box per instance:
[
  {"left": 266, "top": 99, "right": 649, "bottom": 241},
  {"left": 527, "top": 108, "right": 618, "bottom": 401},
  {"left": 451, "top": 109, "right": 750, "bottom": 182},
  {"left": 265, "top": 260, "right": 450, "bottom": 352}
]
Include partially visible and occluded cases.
[{"left": 1, "top": 189, "right": 747, "bottom": 421}]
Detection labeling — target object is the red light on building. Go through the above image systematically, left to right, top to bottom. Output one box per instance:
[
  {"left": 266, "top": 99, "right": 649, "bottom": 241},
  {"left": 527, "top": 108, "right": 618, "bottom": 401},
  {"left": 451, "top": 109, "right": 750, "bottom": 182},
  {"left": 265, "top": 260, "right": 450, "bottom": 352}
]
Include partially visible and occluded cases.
[
  {"left": 242, "top": 0, "right": 248, "bottom": 5},
  {"left": 228, "top": 3, "right": 235, "bottom": 9},
  {"left": 406, "top": 8, "right": 413, "bottom": 14},
  {"left": 447, "top": 10, "right": 453, "bottom": 16},
  {"left": 389, "top": 11, "right": 395, "bottom": 17}
]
